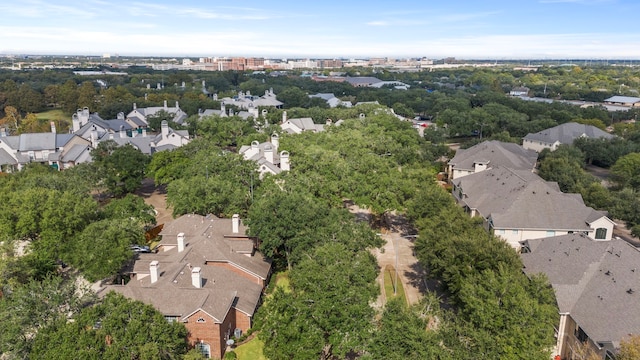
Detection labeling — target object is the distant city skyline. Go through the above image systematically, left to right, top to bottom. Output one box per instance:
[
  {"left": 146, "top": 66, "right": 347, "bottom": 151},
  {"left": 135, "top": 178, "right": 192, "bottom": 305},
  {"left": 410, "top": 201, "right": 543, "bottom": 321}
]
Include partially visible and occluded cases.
[{"left": 1, "top": 0, "right": 640, "bottom": 59}]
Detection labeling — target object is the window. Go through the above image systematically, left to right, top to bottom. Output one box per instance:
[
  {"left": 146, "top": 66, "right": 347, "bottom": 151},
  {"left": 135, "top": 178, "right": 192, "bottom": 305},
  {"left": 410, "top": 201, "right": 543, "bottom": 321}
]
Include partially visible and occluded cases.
[
  {"left": 595, "top": 228, "right": 607, "bottom": 240},
  {"left": 498, "top": 229, "right": 505, "bottom": 235},
  {"left": 512, "top": 229, "right": 519, "bottom": 235},
  {"left": 546, "top": 230, "right": 556, "bottom": 237},
  {"left": 164, "top": 316, "right": 179, "bottom": 323},
  {"left": 196, "top": 317, "right": 206, "bottom": 323},
  {"left": 575, "top": 326, "right": 588, "bottom": 342},
  {"left": 195, "top": 342, "right": 210, "bottom": 358}
]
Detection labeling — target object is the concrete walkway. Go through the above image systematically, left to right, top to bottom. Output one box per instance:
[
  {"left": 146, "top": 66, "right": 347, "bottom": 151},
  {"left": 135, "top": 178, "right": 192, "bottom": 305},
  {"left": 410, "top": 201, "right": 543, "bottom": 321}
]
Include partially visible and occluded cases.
[
  {"left": 346, "top": 205, "right": 426, "bottom": 309},
  {"left": 371, "top": 229, "right": 426, "bottom": 308}
]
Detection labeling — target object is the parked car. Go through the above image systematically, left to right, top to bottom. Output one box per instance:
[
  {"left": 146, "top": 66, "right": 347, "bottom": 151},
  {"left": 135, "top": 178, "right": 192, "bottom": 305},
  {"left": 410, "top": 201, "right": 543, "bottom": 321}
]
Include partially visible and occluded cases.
[{"left": 130, "top": 245, "right": 151, "bottom": 253}]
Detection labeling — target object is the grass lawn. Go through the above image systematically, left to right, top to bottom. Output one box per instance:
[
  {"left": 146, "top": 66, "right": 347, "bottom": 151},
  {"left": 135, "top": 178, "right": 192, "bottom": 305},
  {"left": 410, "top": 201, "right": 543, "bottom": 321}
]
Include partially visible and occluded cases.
[
  {"left": 36, "top": 109, "right": 68, "bottom": 122},
  {"left": 36, "top": 110, "right": 71, "bottom": 131},
  {"left": 383, "top": 265, "right": 406, "bottom": 304},
  {"left": 274, "top": 271, "right": 290, "bottom": 292},
  {"left": 234, "top": 337, "right": 266, "bottom": 360}
]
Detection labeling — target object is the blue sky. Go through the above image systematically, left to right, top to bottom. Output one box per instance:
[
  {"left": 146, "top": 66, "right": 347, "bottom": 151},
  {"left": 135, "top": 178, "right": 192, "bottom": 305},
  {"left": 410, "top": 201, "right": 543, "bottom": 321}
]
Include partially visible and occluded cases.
[{"left": 1, "top": 0, "right": 639, "bottom": 59}]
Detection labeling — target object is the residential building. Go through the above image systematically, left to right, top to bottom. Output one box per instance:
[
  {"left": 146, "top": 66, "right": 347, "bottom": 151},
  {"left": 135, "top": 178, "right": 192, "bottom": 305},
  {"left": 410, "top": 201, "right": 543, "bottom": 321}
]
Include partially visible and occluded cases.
[
  {"left": 509, "top": 86, "right": 530, "bottom": 96},
  {"left": 219, "top": 89, "right": 283, "bottom": 110},
  {"left": 308, "top": 93, "right": 353, "bottom": 108},
  {"left": 603, "top": 95, "right": 640, "bottom": 107},
  {"left": 126, "top": 101, "right": 188, "bottom": 128},
  {"left": 72, "top": 108, "right": 134, "bottom": 138},
  {"left": 280, "top": 111, "right": 326, "bottom": 134},
  {"left": 522, "top": 122, "right": 615, "bottom": 152},
  {"left": 0, "top": 123, "right": 92, "bottom": 172},
  {"left": 238, "top": 134, "right": 290, "bottom": 179},
  {"left": 447, "top": 140, "right": 538, "bottom": 181},
  {"left": 452, "top": 166, "right": 615, "bottom": 249},
  {"left": 105, "top": 214, "right": 271, "bottom": 359},
  {"left": 521, "top": 235, "right": 640, "bottom": 359}
]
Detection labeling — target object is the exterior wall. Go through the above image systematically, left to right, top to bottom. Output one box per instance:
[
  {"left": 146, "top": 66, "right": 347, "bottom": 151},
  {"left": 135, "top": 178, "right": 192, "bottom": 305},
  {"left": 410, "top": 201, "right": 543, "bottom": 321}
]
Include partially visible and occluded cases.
[
  {"left": 280, "top": 122, "right": 303, "bottom": 134},
  {"left": 156, "top": 132, "right": 189, "bottom": 148},
  {"left": 522, "top": 139, "right": 552, "bottom": 152},
  {"left": 451, "top": 168, "right": 474, "bottom": 181},
  {"left": 587, "top": 217, "right": 614, "bottom": 241},
  {"left": 493, "top": 228, "right": 588, "bottom": 249},
  {"left": 205, "top": 261, "right": 264, "bottom": 286},
  {"left": 185, "top": 309, "right": 235, "bottom": 359},
  {"left": 235, "top": 311, "right": 252, "bottom": 333},
  {"left": 561, "top": 315, "right": 606, "bottom": 360}
]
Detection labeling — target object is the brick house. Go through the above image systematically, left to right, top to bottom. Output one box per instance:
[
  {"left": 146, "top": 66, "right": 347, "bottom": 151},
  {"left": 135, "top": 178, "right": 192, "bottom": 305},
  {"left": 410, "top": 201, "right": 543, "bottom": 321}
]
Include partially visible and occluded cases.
[{"left": 105, "top": 214, "right": 271, "bottom": 359}]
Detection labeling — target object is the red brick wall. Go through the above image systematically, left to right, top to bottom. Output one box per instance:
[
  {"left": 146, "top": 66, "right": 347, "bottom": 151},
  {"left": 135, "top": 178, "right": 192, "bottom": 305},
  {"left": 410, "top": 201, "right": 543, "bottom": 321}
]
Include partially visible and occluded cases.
[
  {"left": 185, "top": 309, "right": 236, "bottom": 359},
  {"left": 235, "top": 311, "right": 252, "bottom": 333}
]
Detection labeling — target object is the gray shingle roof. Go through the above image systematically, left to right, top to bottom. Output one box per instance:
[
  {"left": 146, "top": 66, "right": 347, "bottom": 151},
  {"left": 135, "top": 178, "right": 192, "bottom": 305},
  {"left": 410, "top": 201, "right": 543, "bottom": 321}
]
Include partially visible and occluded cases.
[
  {"left": 604, "top": 95, "right": 640, "bottom": 104},
  {"left": 523, "top": 122, "right": 614, "bottom": 144},
  {"left": 449, "top": 140, "right": 538, "bottom": 172},
  {"left": 60, "top": 144, "right": 90, "bottom": 162},
  {"left": 0, "top": 148, "right": 17, "bottom": 165},
  {"left": 454, "top": 166, "right": 608, "bottom": 231},
  {"left": 106, "top": 214, "right": 270, "bottom": 323},
  {"left": 522, "top": 236, "right": 640, "bottom": 347}
]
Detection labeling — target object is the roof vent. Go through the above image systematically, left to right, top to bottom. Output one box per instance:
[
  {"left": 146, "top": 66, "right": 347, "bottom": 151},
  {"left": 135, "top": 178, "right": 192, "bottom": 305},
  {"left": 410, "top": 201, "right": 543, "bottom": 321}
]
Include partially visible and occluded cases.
[
  {"left": 605, "top": 270, "right": 611, "bottom": 276},
  {"left": 627, "top": 288, "right": 635, "bottom": 294}
]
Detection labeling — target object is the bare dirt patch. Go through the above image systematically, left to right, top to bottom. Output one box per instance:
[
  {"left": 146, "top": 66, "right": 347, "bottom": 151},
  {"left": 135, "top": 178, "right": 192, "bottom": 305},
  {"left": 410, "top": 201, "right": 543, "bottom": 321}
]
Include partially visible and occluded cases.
[{"left": 136, "top": 178, "right": 173, "bottom": 225}]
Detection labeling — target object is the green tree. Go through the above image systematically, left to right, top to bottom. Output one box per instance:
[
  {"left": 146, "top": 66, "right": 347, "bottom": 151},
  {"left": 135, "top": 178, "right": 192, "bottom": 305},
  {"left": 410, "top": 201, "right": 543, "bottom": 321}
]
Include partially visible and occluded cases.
[
  {"left": 91, "top": 141, "right": 150, "bottom": 196},
  {"left": 610, "top": 152, "right": 640, "bottom": 190},
  {"left": 70, "top": 218, "right": 145, "bottom": 282},
  {"left": 259, "top": 243, "right": 378, "bottom": 360},
  {"left": 0, "top": 275, "right": 95, "bottom": 358},
  {"left": 30, "top": 292, "right": 188, "bottom": 360},
  {"left": 368, "top": 296, "right": 447, "bottom": 359}
]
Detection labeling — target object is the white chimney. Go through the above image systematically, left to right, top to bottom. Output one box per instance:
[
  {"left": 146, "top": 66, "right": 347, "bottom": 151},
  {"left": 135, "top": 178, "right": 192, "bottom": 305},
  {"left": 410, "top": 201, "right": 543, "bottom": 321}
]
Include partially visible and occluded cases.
[
  {"left": 163, "top": 100, "right": 168, "bottom": 109},
  {"left": 175, "top": 101, "right": 179, "bottom": 108},
  {"left": 133, "top": 103, "right": 137, "bottom": 110},
  {"left": 282, "top": 111, "right": 287, "bottom": 123},
  {"left": 117, "top": 112, "right": 124, "bottom": 120},
  {"left": 72, "top": 114, "right": 81, "bottom": 132},
  {"left": 50, "top": 121, "right": 56, "bottom": 134},
  {"left": 161, "top": 121, "right": 169, "bottom": 138},
  {"left": 119, "top": 125, "right": 126, "bottom": 138},
  {"left": 142, "top": 128, "right": 147, "bottom": 138},
  {"left": 90, "top": 130, "right": 98, "bottom": 148},
  {"left": 271, "top": 133, "right": 279, "bottom": 152},
  {"left": 264, "top": 144, "right": 274, "bottom": 164},
  {"left": 280, "top": 151, "right": 290, "bottom": 171},
  {"left": 232, "top": 214, "right": 240, "bottom": 234},
  {"left": 177, "top": 232, "right": 185, "bottom": 252},
  {"left": 150, "top": 260, "right": 159, "bottom": 284},
  {"left": 191, "top": 267, "right": 202, "bottom": 288}
]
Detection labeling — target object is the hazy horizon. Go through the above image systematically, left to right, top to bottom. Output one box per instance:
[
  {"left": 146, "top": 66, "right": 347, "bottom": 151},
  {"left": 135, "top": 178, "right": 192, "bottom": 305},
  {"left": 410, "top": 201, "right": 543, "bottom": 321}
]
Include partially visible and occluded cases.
[{"left": 2, "top": 0, "right": 640, "bottom": 59}]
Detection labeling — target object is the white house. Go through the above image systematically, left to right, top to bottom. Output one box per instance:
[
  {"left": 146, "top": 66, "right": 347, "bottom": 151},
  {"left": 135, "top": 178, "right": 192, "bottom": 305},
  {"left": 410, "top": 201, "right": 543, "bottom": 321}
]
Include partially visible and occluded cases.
[
  {"left": 126, "top": 101, "right": 188, "bottom": 129},
  {"left": 522, "top": 122, "right": 615, "bottom": 152},
  {"left": 0, "top": 123, "right": 92, "bottom": 172},
  {"left": 238, "top": 134, "right": 289, "bottom": 179},
  {"left": 447, "top": 140, "right": 538, "bottom": 181},
  {"left": 452, "top": 166, "right": 615, "bottom": 249}
]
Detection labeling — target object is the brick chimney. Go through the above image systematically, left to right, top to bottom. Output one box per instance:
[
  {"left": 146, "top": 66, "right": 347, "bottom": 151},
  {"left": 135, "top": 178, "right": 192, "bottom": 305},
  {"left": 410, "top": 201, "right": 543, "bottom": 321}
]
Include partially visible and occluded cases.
[
  {"left": 177, "top": 232, "right": 185, "bottom": 252},
  {"left": 150, "top": 260, "right": 159, "bottom": 284},
  {"left": 191, "top": 267, "right": 202, "bottom": 288}
]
